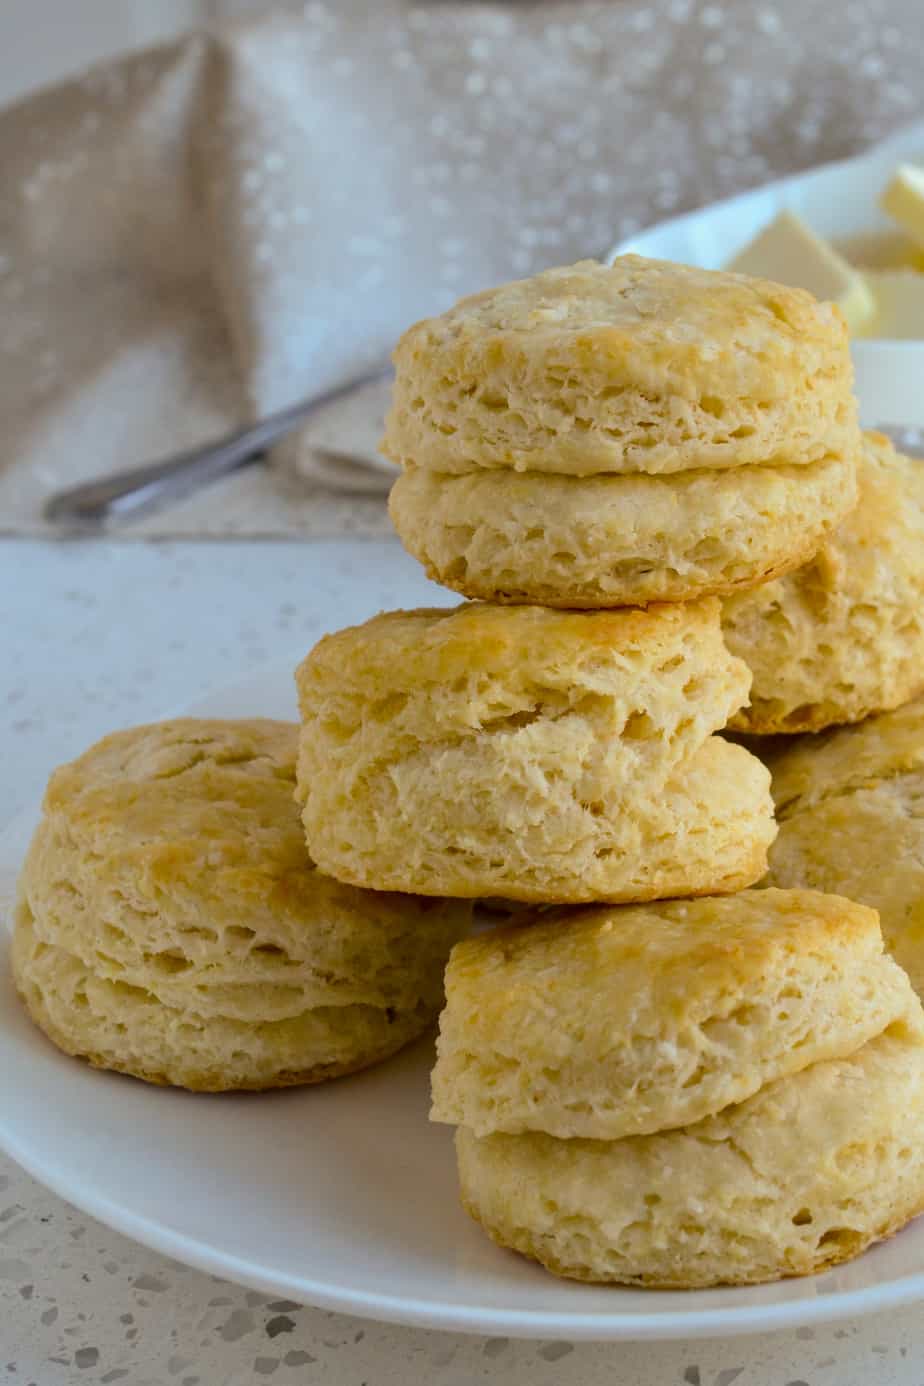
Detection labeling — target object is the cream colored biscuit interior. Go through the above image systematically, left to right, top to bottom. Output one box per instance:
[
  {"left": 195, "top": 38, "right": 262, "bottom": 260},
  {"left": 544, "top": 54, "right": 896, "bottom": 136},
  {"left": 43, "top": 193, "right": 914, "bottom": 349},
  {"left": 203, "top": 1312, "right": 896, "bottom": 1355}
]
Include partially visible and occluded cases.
[{"left": 292, "top": 733, "right": 775, "bottom": 904}]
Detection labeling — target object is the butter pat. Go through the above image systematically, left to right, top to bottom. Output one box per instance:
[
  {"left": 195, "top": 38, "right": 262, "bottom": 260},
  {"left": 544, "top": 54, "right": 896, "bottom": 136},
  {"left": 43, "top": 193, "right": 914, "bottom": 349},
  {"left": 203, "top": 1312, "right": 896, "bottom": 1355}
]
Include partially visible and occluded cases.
[
  {"left": 880, "top": 165, "right": 924, "bottom": 250},
  {"left": 727, "top": 209, "right": 874, "bottom": 333},
  {"left": 838, "top": 229, "right": 924, "bottom": 272},
  {"left": 861, "top": 270, "right": 924, "bottom": 339}
]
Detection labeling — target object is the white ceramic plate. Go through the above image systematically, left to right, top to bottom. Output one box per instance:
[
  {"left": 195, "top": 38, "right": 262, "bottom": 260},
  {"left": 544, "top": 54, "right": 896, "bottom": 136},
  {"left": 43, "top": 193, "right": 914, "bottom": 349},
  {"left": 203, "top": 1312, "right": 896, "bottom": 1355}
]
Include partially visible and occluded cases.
[
  {"left": 609, "top": 119, "right": 924, "bottom": 430},
  {"left": 4, "top": 662, "right": 924, "bottom": 1340}
]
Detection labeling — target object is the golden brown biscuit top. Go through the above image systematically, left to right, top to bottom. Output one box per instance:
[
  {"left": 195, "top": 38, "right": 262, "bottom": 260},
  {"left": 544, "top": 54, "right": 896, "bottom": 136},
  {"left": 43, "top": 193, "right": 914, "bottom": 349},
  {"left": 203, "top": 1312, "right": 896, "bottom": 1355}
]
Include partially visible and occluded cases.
[
  {"left": 393, "top": 256, "right": 848, "bottom": 397},
  {"left": 296, "top": 596, "right": 727, "bottom": 692},
  {"left": 772, "top": 697, "right": 924, "bottom": 817},
  {"left": 36, "top": 719, "right": 461, "bottom": 933},
  {"left": 44, "top": 719, "right": 308, "bottom": 873},
  {"left": 446, "top": 888, "right": 884, "bottom": 1015}
]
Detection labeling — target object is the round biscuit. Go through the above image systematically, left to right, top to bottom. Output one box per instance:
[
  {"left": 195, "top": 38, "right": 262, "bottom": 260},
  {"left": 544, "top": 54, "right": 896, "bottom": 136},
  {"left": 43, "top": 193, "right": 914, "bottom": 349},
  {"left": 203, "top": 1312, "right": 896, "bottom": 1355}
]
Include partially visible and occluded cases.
[
  {"left": 382, "top": 256, "right": 858, "bottom": 478},
  {"left": 389, "top": 451, "right": 856, "bottom": 607},
  {"left": 294, "top": 602, "right": 772, "bottom": 901},
  {"left": 13, "top": 718, "right": 470, "bottom": 1090},
  {"left": 432, "top": 888, "right": 913, "bottom": 1139},
  {"left": 456, "top": 1017, "right": 924, "bottom": 1287}
]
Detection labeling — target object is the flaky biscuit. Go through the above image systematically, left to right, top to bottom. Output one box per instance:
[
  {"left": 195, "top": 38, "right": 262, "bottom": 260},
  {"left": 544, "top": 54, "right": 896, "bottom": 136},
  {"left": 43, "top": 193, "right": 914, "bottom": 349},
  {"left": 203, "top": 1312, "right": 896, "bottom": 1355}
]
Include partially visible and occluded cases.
[
  {"left": 382, "top": 257, "right": 858, "bottom": 478},
  {"left": 725, "top": 432, "right": 924, "bottom": 733},
  {"left": 389, "top": 452, "right": 856, "bottom": 607},
  {"left": 295, "top": 602, "right": 772, "bottom": 901},
  {"left": 770, "top": 695, "right": 924, "bottom": 815},
  {"left": 767, "top": 697, "right": 924, "bottom": 999},
  {"left": 13, "top": 719, "right": 470, "bottom": 1090},
  {"left": 293, "top": 735, "right": 774, "bottom": 904},
  {"left": 432, "top": 889, "right": 911, "bottom": 1139},
  {"left": 13, "top": 912, "right": 431, "bottom": 1091},
  {"left": 456, "top": 1018, "right": 924, "bottom": 1288}
]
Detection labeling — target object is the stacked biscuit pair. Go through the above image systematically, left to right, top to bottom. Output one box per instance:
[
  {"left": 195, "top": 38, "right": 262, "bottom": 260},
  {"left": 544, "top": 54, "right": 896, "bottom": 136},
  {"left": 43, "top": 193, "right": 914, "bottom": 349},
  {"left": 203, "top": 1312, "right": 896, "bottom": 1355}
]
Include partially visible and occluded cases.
[
  {"left": 298, "top": 255, "right": 865, "bottom": 906},
  {"left": 292, "top": 256, "right": 924, "bottom": 1284},
  {"left": 386, "top": 256, "right": 924, "bottom": 738},
  {"left": 385, "top": 257, "right": 859, "bottom": 610},
  {"left": 433, "top": 893, "right": 924, "bottom": 1287}
]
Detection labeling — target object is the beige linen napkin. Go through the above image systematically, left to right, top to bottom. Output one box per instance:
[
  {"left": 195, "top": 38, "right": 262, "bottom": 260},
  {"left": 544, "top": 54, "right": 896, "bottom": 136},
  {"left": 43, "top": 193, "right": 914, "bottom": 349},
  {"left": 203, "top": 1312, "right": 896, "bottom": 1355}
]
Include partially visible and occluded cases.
[{"left": 1, "top": 0, "right": 923, "bottom": 537}]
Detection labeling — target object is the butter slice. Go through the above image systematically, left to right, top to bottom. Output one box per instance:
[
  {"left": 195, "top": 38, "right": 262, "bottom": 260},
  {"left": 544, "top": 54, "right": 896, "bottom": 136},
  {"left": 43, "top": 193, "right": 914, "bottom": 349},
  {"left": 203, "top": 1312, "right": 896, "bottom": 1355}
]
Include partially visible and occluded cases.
[
  {"left": 880, "top": 165, "right": 924, "bottom": 250},
  {"left": 727, "top": 209, "right": 874, "bottom": 333},
  {"left": 839, "top": 229, "right": 924, "bottom": 272},
  {"left": 861, "top": 270, "right": 924, "bottom": 339}
]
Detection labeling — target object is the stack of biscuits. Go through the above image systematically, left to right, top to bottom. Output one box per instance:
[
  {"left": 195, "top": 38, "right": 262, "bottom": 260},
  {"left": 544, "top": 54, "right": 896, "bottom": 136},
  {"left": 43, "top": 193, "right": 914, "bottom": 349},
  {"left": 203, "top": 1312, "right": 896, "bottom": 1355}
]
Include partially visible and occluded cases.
[
  {"left": 14, "top": 252, "right": 924, "bottom": 1293},
  {"left": 297, "top": 254, "right": 868, "bottom": 907},
  {"left": 291, "top": 255, "right": 924, "bottom": 1285},
  {"left": 385, "top": 258, "right": 859, "bottom": 609},
  {"left": 432, "top": 893, "right": 924, "bottom": 1287}
]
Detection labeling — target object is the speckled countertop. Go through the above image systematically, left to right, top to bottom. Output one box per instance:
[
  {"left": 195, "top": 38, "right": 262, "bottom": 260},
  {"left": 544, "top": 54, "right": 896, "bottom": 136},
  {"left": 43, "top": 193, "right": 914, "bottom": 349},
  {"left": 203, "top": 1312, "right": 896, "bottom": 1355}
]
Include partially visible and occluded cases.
[{"left": 3, "top": 536, "right": 924, "bottom": 1385}]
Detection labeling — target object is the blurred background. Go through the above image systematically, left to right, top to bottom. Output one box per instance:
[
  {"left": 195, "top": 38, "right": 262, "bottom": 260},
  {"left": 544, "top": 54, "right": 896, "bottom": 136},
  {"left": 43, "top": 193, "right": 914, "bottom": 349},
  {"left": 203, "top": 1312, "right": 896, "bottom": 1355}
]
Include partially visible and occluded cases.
[
  {"left": 2, "top": 0, "right": 923, "bottom": 539},
  {"left": 0, "top": 1, "right": 242, "bottom": 102}
]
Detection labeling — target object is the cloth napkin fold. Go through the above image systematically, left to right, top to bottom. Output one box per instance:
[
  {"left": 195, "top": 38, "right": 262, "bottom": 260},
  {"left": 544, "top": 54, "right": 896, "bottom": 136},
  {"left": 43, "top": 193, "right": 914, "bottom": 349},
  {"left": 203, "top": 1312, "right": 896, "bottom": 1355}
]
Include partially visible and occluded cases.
[{"left": 1, "top": 0, "right": 923, "bottom": 537}]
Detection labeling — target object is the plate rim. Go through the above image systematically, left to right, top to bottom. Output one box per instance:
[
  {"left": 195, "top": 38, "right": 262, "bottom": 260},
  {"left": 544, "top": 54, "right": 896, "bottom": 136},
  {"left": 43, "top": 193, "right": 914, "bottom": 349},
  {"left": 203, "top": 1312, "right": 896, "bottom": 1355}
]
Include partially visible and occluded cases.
[{"left": 5, "top": 1036, "right": 924, "bottom": 1342}]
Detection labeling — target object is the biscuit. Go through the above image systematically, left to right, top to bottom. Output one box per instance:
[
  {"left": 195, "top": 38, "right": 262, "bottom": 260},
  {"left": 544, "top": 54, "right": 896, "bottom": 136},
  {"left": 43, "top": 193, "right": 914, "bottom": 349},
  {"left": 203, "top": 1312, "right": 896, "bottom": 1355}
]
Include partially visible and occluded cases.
[
  {"left": 382, "top": 257, "right": 858, "bottom": 478},
  {"left": 725, "top": 432, "right": 924, "bottom": 733},
  {"left": 389, "top": 451, "right": 856, "bottom": 607},
  {"left": 295, "top": 601, "right": 774, "bottom": 901},
  {"left": 767, "top": 697, "right": 924, "bottom": 998},
  {"left": 13, "top": 719, "right": 471, "bottom": 1090},
  {"left": 432, "top": 889, "right": 912, "bottom": 1139},
  {"left": 455, "top": 1017, "right": 924, "bottom": 1287}
]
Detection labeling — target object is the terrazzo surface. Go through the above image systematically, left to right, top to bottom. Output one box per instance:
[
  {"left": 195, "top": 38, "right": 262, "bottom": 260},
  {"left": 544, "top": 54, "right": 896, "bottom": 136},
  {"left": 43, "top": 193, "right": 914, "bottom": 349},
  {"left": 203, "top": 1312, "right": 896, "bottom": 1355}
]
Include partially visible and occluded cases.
[{"left": 3, "top": 536, "right": 924, "bottom": 1384}]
